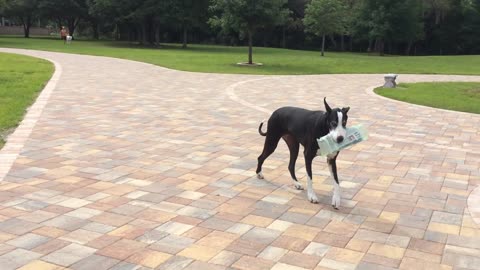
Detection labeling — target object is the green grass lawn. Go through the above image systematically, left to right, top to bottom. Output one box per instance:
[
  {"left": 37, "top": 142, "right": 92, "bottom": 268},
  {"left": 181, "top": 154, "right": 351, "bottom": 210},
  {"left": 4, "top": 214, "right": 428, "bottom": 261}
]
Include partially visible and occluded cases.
[
  {"left": 1, "top": 36, "right": 480, "bottom": 75},
  {"left": 0, "top": 52, "right": 54, "bottom": 148},
  {"left": 375, "top": 82, "right": 480, "bottom": 114}
]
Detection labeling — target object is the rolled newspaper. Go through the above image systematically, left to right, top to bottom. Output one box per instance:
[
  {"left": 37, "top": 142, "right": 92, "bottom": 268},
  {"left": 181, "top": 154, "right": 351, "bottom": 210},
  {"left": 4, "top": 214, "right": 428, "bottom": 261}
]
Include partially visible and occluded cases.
[{"left": 317, "top": 124, "right": 368, "bottom": 156}]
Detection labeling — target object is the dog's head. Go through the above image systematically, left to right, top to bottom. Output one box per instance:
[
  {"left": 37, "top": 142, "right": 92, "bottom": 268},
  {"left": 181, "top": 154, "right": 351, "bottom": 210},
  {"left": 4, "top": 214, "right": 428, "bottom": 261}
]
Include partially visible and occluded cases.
[{"left": 324, "top": 98, "right": 350, "bottom": 144}]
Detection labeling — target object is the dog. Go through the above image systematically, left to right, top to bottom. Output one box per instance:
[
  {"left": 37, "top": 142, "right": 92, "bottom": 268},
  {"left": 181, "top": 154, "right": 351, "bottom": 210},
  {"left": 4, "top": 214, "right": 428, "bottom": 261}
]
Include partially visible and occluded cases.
[
  {"left": 65, "top": 35, "right": 73, "bottom": 45},
  {"left": 256, "top": 98, "right": 350, "bottom": 209}
]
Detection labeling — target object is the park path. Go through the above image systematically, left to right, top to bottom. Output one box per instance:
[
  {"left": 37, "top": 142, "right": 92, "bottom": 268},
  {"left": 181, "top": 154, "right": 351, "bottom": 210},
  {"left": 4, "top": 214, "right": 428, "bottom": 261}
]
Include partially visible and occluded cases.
[{"left": 0, "top": 48, "right": 480, "bottom": 270}]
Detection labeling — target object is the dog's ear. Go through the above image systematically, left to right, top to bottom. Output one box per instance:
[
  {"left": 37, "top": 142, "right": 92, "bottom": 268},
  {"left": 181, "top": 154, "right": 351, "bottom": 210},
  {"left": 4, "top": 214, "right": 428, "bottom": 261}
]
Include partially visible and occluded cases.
[
  {"left": 324, "top": 97, "right": 332, "bottom": 113},
  {"left": 342, "top": 107, "right": 350, "bottom": 114}
]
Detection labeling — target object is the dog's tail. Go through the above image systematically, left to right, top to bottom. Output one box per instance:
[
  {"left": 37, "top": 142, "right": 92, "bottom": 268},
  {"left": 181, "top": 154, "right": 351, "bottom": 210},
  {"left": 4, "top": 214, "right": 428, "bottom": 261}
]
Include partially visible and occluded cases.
[{"left": 258, "top": 120, "right": 267, "bottom": 136}]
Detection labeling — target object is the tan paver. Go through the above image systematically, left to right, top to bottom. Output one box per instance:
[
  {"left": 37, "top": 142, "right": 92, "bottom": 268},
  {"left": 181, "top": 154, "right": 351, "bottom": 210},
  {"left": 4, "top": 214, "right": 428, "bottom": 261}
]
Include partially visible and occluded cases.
[{"left": 0, "top": 48, "right": 480, "bottom": 269}]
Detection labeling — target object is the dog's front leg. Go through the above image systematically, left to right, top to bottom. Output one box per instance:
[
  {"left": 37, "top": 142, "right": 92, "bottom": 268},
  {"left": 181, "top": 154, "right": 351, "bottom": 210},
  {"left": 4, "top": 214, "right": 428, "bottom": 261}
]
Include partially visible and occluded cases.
[
  {"left": 304, "top": 151, "right": 319, "bottom": 203},
  {"left": 327, "top": 152, "right": 341, "bottom": 209}
]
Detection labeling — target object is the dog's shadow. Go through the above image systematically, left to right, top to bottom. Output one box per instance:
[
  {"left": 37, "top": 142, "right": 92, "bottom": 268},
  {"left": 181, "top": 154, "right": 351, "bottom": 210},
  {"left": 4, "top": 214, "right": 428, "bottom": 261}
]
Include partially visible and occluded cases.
[
  {"left": 247, "top": 172, "right": 361, "bottom": 209},
  {"left": 245, "top": 177, "right": 282, "bottom": 188}
]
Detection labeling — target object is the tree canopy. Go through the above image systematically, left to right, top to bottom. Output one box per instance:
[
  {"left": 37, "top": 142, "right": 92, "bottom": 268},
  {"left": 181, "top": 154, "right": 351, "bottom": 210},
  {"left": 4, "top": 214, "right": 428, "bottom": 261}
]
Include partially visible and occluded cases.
[
  {"left": 1, "top": 0, "right": 479, "bottom": 56},
  {"left": 3, "top": 0, "right": 38, "bottom": 37},
  {"left": 209, "top": 0, "right": 290, "bottom": 64},
  {"left": 303, "top": 0, "right": 345, "bottom": 56}
]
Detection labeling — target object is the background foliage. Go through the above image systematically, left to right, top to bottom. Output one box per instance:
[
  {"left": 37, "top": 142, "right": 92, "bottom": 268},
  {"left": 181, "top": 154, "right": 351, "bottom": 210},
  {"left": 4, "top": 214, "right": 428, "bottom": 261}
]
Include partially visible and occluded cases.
[{"left": 1, "top": 0, "right": 479, "bottom": 56}]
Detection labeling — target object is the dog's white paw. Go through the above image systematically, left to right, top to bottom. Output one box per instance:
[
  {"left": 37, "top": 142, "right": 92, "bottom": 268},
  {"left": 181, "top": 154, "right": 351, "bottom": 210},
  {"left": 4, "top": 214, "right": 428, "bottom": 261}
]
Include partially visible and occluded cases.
[
  {"left": 257, "top": 172, "right": 264, "bottom": 179},
  {"left": 293, "top": 181, "right": 304, "bottom": 190},
  {"left": 331, "top": 182, "right": 341, "bottom": 210},
  {"left": 331, "top": 190, "right": 341, "bottom": 210},
  {"left": 308, "top": 191, "right": 319, "bottom": 204}
]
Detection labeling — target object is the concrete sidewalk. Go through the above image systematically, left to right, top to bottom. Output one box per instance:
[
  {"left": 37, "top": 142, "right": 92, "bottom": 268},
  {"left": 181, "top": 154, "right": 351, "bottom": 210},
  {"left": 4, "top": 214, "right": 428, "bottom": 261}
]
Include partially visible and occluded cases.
[{"left": 0, "top": 48, "right": 479, "bottom": 270}]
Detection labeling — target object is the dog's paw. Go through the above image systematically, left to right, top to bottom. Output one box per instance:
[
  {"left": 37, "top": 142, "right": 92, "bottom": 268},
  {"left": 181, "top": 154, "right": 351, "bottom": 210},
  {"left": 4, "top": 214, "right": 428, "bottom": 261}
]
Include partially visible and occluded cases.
[
  {"left": 257, "top": 172, "right": 264, "bottom": 179},
  {"left": 293, "top": 181, "right": 304, "bottom": 190},
  {"left": 308, "top": 192, "right": 319, "bottom": 204},
  {"left": 331, "top": 193, "right": 341, "bottom": 210}
]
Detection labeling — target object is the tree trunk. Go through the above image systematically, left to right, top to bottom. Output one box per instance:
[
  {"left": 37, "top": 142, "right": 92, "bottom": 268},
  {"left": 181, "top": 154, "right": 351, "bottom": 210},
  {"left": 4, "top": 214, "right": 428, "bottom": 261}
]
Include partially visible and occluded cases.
[
  {"left": 435, "top": 13, "right": 441, "bottom": 25},
  {"left": 21, "top": 16, "right": 31, "bottom": 38},
  {"left": 67, "top": 18, "right": 79, "bottom": 38},
  {"left": 75, "top": 18, "right": 80, "bottom": 32},
  {"left": 67, "top": 19, "right": 75, "bottom": 37},
  {"left": 148, "top": 19, "right": 154, "bottom": 44},
  {"left": 92, "top": 21, "right": 99, "bottom": 40},
  {"left": 141, "top": 21, "right": 147, "bottom": 45},
  {"left": 23, "top": 24, "right": 30, "bottom": 38},
  {"left": 114, "top": 24, "right": 119, "bottom": 40},
  {"left": 182, "top": 24, "right": 187, "bottom": 48},
  {"left": 137, "top": 25, "right": 142, "bottom": 43},
  {"left": 154, "top": 25, "right": 161, "bottom": 46},
  {"left": 128, "top": 26, "right": 133, "bottom": 42},
  {"left": 282, "top": 26, "right": 286, "bottom": 48},
  {"left": 248, "top": 29, "right": 253, "bottom": 64},
  {"left": 321, "top": 34, "right": 326, "bottom": 56},
  {"left": 329, "top": 35, "right": 337, "bottom": 50},
  {"left": 340, "top": 35, "right": 345, "bottom": 51},
  {"left": 349, "top": 36, "right": 353, "bottom": 51},
  {"left": 367, "top": 39, "right": 372, "bottom": 52},
  {"left": 379, "top": 39, "right": 385, "bottom": 56},
  {"left": 405, "top": 40, "right": 413, "bottom": 55}
]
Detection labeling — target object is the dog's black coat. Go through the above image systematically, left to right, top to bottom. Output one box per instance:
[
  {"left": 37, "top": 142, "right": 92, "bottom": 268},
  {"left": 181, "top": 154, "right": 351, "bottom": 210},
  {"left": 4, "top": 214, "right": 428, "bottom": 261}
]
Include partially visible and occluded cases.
[{"left": 256, "top": 98, "right": 349, "bottom": 205}]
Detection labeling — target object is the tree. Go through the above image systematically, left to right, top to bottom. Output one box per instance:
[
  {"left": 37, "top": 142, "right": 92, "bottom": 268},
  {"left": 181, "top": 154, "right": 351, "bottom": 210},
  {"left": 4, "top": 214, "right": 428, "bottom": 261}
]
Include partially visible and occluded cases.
[
  {"left": 4, "top": 0, "right": 38, "bottom": 37},
  {"left": 38, "top": 0, "right": 88, "bottom": 37},
  {"left": 85, "top": 0, "right": 102, "bottom": 39},
  {"left": 89, "top": 0, "right": 149, "bottom": 43},
  {"left": 91, "top": 0, "right": 186, "bottom": 45},
  {"left": 171, "top": 0, "right": 209, "bottom": 48},
  {"left": 210, "top": 0, "right": 289, "bottom": 64},
  {"left": 303, "top": 0, "right": 345, "bottom": 56},
  {"left": 341, "top": 0, "right": 361, "bottom": 51},
  {"left": 353, "top": 0, "right": 422, "bottom": 55},
  {"left": 353, "top": 0, "right": 389, "bottom": 54},
  {"left": 390, "top": 0, "right": 423, "bottom": 55},
  {"left": 422, "top": 0, "right": 479, "bottom": 55},
  {"left": 424, "top": 0, "right": 451, "bottom": 25},
  {"left": 461, "top": 0, "right": 480, "bottom": 54}
]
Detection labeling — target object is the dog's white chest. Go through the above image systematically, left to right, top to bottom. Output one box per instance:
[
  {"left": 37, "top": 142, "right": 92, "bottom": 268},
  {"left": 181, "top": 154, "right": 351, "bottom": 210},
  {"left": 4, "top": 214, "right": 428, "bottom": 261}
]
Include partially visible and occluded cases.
[{"left": 327, "top": 151, "right": 339, "bottom": 159}]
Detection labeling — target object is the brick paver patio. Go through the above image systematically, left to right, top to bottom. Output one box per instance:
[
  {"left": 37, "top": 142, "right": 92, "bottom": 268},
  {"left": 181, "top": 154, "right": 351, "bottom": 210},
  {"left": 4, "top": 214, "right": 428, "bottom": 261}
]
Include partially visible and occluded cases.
[{"left": 0, "top": 48, "right": 480, "bottom": 270}]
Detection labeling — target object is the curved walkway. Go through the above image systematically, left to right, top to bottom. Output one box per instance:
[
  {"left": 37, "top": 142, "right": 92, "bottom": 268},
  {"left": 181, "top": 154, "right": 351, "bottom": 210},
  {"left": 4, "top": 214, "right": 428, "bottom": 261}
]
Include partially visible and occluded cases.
[{"left": 0, "top": 48, "right": 479, "bottom": 270}]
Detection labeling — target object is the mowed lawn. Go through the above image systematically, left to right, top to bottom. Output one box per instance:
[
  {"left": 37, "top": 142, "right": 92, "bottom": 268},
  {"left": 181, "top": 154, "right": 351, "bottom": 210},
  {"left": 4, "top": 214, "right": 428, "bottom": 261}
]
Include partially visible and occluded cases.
[
  {"left": 1, "top": 36, "right": 480, "bottom": 75},
  {"left": 0, "top": 52, "right": 54, "bottom": 148},
  {"left": 375, "top": 82, "right": 480, "bottom": 114}
]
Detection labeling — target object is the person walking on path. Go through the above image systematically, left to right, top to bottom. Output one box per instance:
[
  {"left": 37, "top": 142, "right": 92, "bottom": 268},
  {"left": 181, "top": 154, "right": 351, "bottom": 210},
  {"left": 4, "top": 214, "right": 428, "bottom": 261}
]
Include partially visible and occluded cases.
[{"left": 60, "top": 26, "right": 68, "bottom": 41}]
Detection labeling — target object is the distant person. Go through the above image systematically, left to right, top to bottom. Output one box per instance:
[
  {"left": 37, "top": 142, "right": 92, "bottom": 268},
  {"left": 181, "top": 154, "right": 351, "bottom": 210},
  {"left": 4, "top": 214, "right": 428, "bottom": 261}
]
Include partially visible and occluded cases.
[{"left": 60, "top": 26, "right": 68, "bottom": 41}]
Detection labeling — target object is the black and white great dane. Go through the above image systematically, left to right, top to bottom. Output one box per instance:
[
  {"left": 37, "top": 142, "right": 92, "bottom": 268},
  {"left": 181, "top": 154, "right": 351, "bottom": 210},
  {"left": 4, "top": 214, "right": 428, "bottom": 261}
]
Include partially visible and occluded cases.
[{"left": 256, "top": 98, "right": 349, "bottom": 209}]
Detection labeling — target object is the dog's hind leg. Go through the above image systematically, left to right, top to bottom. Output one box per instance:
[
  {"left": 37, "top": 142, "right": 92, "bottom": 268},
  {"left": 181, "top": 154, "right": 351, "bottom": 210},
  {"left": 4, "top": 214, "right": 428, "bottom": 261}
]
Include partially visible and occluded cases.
[
  {"left": 256, "top": 132, "right": 281, "bottom": 179},
  {"left": 282, "top": 134, "right": 303, "bottom": 190},
  {"left": 304, "top": 150, "right": 319, "bottom": 203},
  {"left": 327, "top": 152, "right": 341, "bottom": 209}
]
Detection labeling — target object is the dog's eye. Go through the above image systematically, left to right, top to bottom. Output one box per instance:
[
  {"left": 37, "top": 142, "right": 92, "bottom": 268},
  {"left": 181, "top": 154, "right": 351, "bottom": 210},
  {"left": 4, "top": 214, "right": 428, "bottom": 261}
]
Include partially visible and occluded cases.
[
  {"left": 331, "top": 121, "right": 337, "bottom": 127},
  {"left": 342, "top": 121, "right": 347, "bottom": 126}
]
